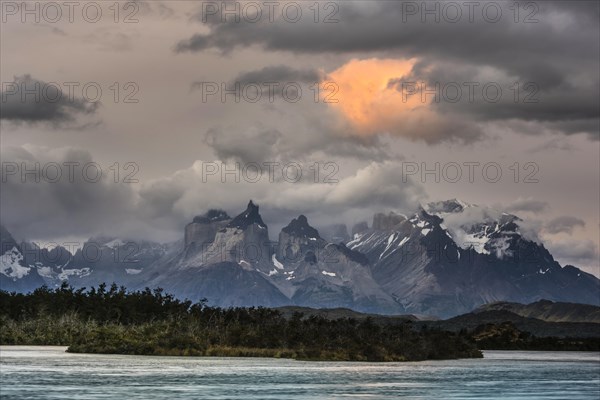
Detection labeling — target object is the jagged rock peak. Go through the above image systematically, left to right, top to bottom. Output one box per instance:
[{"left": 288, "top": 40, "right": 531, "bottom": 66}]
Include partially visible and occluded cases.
[
  {"left": 227, "top": 200, "right": 267, "bottom": 230},
  {"left": 185, "top": 209, "right": 231, "bottom": 249},
  {"left": 192, "top": 209, "right": 230, "bottom": 224},
  {"left": 372, "top": 212, "right": 406, "bottom": 231},
  {"left": 282, "top": 215, "right": 320, "bottom": 239},
  {"left": 351, "top": 221, "right": 369, "bottom": 236},
  {"left": 318, "top": 223, "right": 350, "bottom": 243}
]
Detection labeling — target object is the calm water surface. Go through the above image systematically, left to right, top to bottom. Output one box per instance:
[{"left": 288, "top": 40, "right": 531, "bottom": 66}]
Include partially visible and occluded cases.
[{"left": 1, "top": 346, "right": 599, "bottom": 399}]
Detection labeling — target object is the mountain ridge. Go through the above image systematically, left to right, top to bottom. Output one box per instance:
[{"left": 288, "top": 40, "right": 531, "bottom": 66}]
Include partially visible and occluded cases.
[{"left": 2, "top": 199, "right": 598, "bottom": 318}]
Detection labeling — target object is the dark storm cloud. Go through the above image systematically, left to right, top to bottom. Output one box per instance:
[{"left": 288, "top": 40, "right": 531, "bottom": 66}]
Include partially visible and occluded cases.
[
  {"left": 176, "top": 1, "right": 600, "bottom": 140},
  {"left": 176, "top": 1, "right": 598, "bottom": 71},
  {"left": 389, "top": 59, "right": 600, "bottom": 125},
  {"left": 191, "top": 65, "right": 324, "bottom": 102},
  {"left": 232, "top": 65, "right": 323, "bottom": 86},
  {"left": 0, "top": 75, "right": 98, "bottom": 126},
  {"left": 0, "top": 145, "right": 421, "bottom": 242},
  {"left": 0, "top": 146, "right": 137, "bottom": 240},
  {"left": 0, "top": 146, "right": 197, "bottom": 242},
  {"left": 545, "top": 216, "right": 586, "bottom": 234}
]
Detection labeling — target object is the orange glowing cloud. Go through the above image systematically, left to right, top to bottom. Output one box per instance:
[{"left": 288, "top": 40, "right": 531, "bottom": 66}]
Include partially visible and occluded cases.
[
  {"left": 320, "top": 58, "right": 482, "bottom": 143},
  {"left": 324, "top": 58, "right": 421, "bottom": 134}
]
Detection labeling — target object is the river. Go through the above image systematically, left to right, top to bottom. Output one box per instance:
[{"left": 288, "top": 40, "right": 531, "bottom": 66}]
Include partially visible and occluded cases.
[{"left": 1, "top": 346, "right": 598, "bottom": 399}]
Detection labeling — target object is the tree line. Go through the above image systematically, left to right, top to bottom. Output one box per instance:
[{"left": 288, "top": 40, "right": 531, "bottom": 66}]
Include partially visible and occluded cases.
[{"left": 0, "top": 283, "right": 482, "bottom": 361}]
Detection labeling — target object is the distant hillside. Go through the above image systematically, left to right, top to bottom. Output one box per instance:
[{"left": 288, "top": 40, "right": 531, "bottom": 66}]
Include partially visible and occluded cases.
[
  {"left": 475, "top": 300, "right": 600, "bottom": 323},
  {"left": 281, "top": 303, "right": 600, "bottom": 339},
  {"left": 419, "top": 310, "right": 600, "bottom": 338}
]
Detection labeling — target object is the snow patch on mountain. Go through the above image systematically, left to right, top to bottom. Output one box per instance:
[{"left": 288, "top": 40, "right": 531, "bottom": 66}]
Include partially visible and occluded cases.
[
  {"left": 426, "top": 201, "right": 527, "bottom": 257},
  {"left": 453, "top": 231, "right": 491, "bottom": 255},
  {"left": 0, "top": 247, "right": 30, "bottom": 279},
  {"left": 272, "top": 254, "right": 284, "bottom": 270},
  {"left": 37, "top": 266, "right": 54, "bottom": 278},
  {"left": 58, "top": 268, "right": 91, "bottom": 280},
  {"left": 125, "top": 268, "right": 142, "bottom": 275},
  {"left": 285, "top": 271, "right": 296, "bottom": 281}
]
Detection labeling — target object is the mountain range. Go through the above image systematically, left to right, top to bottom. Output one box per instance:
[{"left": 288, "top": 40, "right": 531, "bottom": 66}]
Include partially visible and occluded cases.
[{"left": 1, "top": 199, "right": 599, "bottom": 318}]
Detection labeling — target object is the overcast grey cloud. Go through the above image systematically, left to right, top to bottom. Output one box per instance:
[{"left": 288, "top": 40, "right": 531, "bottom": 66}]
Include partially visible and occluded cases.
[
  {"left": 0, "top": 75, "right": 99, "bottom": 126},
  {"left": 201, "top": 120, "right": 392, "bottom": 165},
  {"left": 204, "top": 127, "right": 283, "bottom": 164},
  {"left": 0, "top": 145, "right": 425, "bottom": 243},
  {"left": 0, "top": 146, "right": 137, "bottom": 240},
  {"left": 504, "top": 198, "right": 550, "bottom": 214},
  {"left": 545, "top": 216, "right": 586, "bottom": 234},
  {"left": 546, "top": 239, "right": 600, "bottom": 269}
]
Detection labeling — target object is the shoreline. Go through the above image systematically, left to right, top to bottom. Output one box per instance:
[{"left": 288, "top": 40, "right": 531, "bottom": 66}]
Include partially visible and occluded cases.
[{"left": 3, "top": 345, "right": 600, "bottom": 362}]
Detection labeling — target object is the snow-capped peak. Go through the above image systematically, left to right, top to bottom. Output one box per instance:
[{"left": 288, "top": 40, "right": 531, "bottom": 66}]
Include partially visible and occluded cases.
[
  {"left": 424, "top": 198, "right": 474, "bottom": 215},
  {"left": 0, "top": 247, "right": 30, "bottom": 279}
]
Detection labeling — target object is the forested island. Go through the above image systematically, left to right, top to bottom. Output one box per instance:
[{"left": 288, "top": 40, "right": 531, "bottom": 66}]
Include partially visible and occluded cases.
[
  {"left": 0, "top": 284, "right": 481, "bottom": 361},
  {"left": 2, "top": 284, "right": 598, "bottom": 361}
]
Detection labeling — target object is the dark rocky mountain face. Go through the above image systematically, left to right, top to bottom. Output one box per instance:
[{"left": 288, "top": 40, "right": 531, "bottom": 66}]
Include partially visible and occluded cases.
[
  {"left": 2, "top": 199, "right": 599, "bottom": 318},
  {"left": 181, "top": 200, "right": 272, "bottom": 270},
  {"left": 226, "top": 200, "right": 267, "bottom": 230},
  {"left": 134, "top": 201, "right": 285, "bottom": 305},
  {"left": 348, "top": 201, "right": 600, "bottom": 318},
  {"left": 185, "top": 209, "right": 231, "bottom": 251},
  {"left": 192, "top": 209, "right": 230, "bottom": 224},
  {"left": 372, "top": 212, "right": 407, "bottom": 231},
  {"left": 272, "top": 215, "right": 405, "bottom": 314},
  {"left": 276, "top": 215, "right": 325, "bottom": 263},
  {"left": 282, "top": 215, "right": 320, "bottom": 239},
  {"left": 351, "top": 221, "right": 369, "bottom": 236},
  {"left": 317, "top": 223, "right": 350, "bottom": 244},
  {"left": 143, "top": 261, "right": 289, "bottom": 307}
]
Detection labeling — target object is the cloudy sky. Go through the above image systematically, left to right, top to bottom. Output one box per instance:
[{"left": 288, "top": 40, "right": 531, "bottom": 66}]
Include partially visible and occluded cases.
[{"left": 1, "top": 1, "right": 598, "bottom": 275}]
